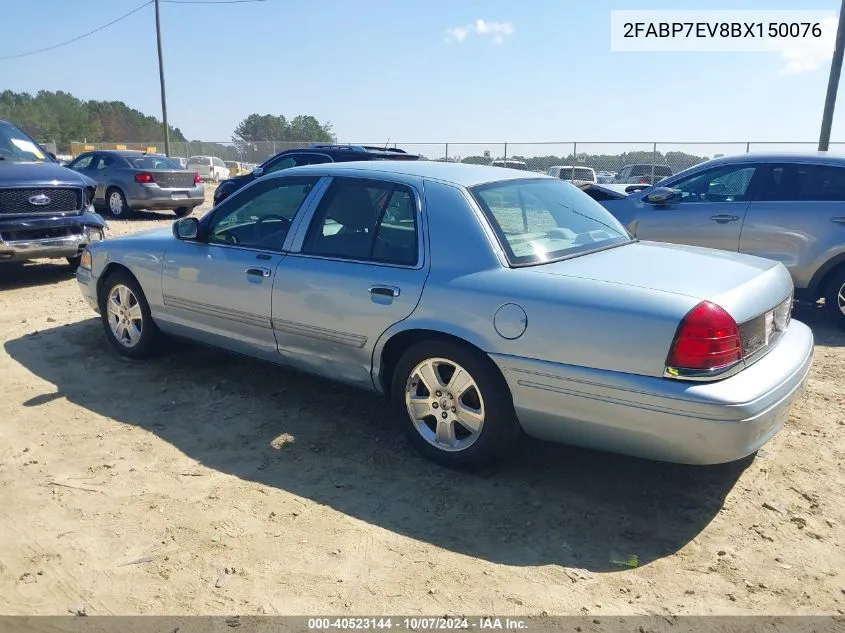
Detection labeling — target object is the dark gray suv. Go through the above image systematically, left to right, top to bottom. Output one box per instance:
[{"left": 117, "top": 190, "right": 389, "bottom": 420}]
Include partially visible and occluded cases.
[{"left": 593, "top": 153, "right": 845, "bottom": 328}]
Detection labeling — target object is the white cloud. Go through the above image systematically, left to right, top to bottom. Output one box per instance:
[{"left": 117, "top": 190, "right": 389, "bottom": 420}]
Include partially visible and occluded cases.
[
  {"left": 778, "top": 16, "right": 837, "bottom": 75},
  {"left": 446, "top": 19, "right": 514, "bottom": 44}
]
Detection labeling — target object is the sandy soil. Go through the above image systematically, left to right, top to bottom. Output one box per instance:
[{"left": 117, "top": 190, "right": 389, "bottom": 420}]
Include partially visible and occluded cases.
[{"left": 0, "top": 184, "right": 843, "bottom": 616}]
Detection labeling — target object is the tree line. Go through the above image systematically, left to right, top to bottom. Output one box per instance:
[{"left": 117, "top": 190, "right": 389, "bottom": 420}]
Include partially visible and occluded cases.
[{"left": 0, "top": 90, "right": 336, "bottom": 156}]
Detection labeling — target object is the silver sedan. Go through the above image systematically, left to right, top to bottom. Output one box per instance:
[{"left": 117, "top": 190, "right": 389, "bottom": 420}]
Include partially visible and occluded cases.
[{"left": 76, "top": 161, "right": 814, "bottom": 469}]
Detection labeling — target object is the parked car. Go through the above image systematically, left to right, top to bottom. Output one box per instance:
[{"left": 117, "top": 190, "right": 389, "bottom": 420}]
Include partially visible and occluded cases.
[
  {"left": 0, "top": 119, "right": 106, "bottom": 268},
  {"left": 213, "top": 144, "right": 420, "bottom": 206},
  {"left": 68, "top": 150, "right": 204, "bottom": 218},
  {"left": 596, "top": 153, "right": 845, "bottom": 328},
  {"left": 188, "top": 156, "right": 229, "bottom": 182},
  {"left": 491, "top": 159, "right": 528, "bottom": 170},
  {"left": 77, "top": 161, "right": 812, "bottom": 469},
  {"left": 224, "top": 161, "right": 247, "bottom": 177},
  {"left": 613, "top": 164, "right": 673, "bottom": 185},
  {"left": 547, "top": 165, "right": 597, "bottom": 185},
  {"left": 596, "top": 170, "right": 617, "bottom": 184},
  {"left": 578, "top": 182, "right": 649, "bottom": 201}
]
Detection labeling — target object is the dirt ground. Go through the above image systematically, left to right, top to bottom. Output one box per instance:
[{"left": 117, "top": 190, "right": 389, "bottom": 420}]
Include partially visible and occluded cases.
[{"left": 0, "top": 183, "right": 844, "bottom": 616}]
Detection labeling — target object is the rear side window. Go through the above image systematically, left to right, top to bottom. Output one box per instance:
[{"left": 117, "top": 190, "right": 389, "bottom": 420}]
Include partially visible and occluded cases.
[
  {"left": 213, "top": 158, "right": 226, "bottom": 167},
  {"left": 762, "top": 164, "right": 845, "bottom": 202},
  {"left": 302, "top": 177, "right": 418, "bottom": 265}
]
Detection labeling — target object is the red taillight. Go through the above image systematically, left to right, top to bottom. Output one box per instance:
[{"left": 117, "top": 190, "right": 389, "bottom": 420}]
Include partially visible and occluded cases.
[
  {"left": 134, "top": 172, "right": 154, "bottom": 184},
  {"left": 194, "top": 172, "right": 202, "bottom": 185},
  {"left": 639, "top": 177, "right": 649, "bottom": 184},
  {"left": 666, "top": 301, "right": 742, "bottom": 371}
]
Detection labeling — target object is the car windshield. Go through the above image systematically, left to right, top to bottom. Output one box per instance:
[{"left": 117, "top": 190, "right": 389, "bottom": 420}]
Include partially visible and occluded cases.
[
  {"left": 0, "top": 121, "right": 49, "bottom": 163},
  {"left": 128, "top": 155, "right": 182, "bottom": 169},
  {"left": 188, "top": 157, "right": 210, "bottom": 165},
  {"left": 469, "top": 178, "right": 632, "bottom": 266}
]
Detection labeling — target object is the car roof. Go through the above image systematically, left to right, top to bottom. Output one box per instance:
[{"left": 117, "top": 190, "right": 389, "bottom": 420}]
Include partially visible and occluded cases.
[
  {"left": 278, "top": 144, "right": 418, "bottom": 158},
  {"left": 701, "top": 151, "right": 845, "bottom": 167},
  {"left": 276, "top": 160, "right": 550, "bottom": 187},
  {"left": 550, "top": 165, "right": 594, "bottom": 169}
]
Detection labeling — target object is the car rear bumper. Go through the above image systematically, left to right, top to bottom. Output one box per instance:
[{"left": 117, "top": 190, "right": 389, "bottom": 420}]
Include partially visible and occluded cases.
[
  {"left": 126, "top": 184, "right": 205, "bottom": 210},
  {"left": 0, "top": 212, "right": 106, "bottom": 263},
  {"left": 490, "top": 319, "right": 814, "bottom": 465}
]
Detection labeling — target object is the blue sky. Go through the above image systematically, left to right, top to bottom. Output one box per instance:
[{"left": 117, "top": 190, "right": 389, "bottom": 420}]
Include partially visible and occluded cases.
[{"left": 1, "top": 0, "right": 843, "bottom": 145}]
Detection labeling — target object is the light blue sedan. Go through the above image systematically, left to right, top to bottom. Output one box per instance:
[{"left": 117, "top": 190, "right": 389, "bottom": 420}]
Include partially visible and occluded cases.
[{"left": 76, "top": 161, "right": 814, "bottom": 469}]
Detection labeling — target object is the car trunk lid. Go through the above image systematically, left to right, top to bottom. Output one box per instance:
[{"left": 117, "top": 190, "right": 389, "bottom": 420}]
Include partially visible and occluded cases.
[
  {"left": 144, "top": 170, "right": 196, "bottom": 188},
  {"left": 531, "top": 240, "right": 794, "bottom": 326}
]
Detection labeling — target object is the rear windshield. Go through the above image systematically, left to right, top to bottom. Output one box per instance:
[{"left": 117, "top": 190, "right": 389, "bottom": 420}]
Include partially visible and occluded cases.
[
  {"left": 129, "top": 155, "right": 181, "bottom": 169},
  {"left": 188, "top": 156, "right": 211, "bottom": 165},
  {"left": 492, "top": 161, "right": 528, "bottom": 170},
  {"left": 630, "top": 165, "right": 672, "bottom": 177},
  {"left": 559, "top": 167, "right": 595, "bottom": 181},
  {"left": 469, "top": 178, "right": 631, "bottom": 266}
]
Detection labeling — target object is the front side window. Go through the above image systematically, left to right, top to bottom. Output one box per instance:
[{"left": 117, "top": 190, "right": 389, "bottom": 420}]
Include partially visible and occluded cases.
[
  {"left": 70, "top": 154, "right": 94, "bottom": 170},
  {"left": 670, "top": 165, "right": 758, "bottom": 203},
  {"left": 208, "top": 176, "right": 318, "bottom": 250},
  {"left": 302, "top": 177, "right": 419, "bottom": 265},
  {"left": 470, "top": 178, "right": 631, "bottom": 266}
]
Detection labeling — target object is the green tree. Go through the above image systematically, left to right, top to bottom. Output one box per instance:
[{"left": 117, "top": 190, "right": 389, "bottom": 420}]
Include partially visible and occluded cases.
[
  {"left": 0, "top": 90, "right": 185, "bottom": 153},
  {"left": 232, "top": 113, "right": 335, "bottom": 144}
]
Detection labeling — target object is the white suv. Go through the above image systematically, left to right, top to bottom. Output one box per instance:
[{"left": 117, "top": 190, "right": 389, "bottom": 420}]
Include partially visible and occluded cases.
[
  {"left": 187, "top": 155, "right": 230, "bottom": 182},
  {"left": 547, "top": 165, "right": 597, "bottom": 186}
]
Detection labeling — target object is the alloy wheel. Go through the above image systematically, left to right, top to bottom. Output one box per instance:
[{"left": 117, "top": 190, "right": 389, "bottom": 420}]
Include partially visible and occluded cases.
[
  {"left": 106, "top": 284, "right": 143, "bottom": 347},
  {"left": 404, "top": 357, "right": 485, "bottom": 452}
]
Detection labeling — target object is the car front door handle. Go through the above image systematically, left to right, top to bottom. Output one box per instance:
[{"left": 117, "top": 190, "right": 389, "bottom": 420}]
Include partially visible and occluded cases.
[
  {"left": 710, "top": 214, "right": 740, "bottom": 223},
  {"left": 831, "top": 216, "right": 845, "bottom": 225},
  {"left": 245, "top": 267, "right": 272, "bottom": 278},
  {"left": 369, "top": 285, "right": 400, "bottom": 298}
]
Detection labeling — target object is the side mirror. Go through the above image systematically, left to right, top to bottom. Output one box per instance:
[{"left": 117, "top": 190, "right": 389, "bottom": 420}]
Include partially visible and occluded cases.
[
  {"left": 252, "top": 166, "right": 264, "bottom": 178},
  {"left": 645, "top": 187, "right": 679, "bottom": 204},
  {"left": 173, "top": 217, "right": 199, "bottom": 240}
]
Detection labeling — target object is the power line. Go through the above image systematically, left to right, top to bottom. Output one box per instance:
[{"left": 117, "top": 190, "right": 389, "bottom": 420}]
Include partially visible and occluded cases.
[{"left": 0, "top": 1, "right": 153, "bottom": 60}]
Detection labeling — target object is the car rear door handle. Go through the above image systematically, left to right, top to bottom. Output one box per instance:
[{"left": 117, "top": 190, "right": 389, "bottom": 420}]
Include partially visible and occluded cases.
[
  {"left": 710, "top": 214, "right": 740, "bottom": 223},
  {"left": 831, "top": 216, "right": 845, "bottom": 224},
  {"left": 245, "top": 267, "right": 272, "bottom": 278},
  {"left": 369, "top": 285, "right": 400, "bottom": 298}
]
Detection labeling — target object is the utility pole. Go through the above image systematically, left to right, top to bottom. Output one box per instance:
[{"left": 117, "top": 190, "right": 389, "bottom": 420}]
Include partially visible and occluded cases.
[
  {"left": 154, "top": 0, "right": 170, "bottom": 156},
  {"left": 819, "top": 0, "right": 845, "bottom": 151}
]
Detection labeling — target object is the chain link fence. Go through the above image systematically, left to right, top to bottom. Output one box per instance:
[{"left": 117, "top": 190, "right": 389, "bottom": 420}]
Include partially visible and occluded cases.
[{"left": 64, "top": 140, "right": 845, "bottom": 180}]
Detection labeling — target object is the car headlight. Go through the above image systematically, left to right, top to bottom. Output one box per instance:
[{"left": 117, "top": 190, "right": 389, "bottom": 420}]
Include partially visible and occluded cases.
[
  {"left": 86, "top": 227, "right": 104, "bottom": 242},
  {"left": 80, "top": 250, "right": 92, "bottom": 270}
]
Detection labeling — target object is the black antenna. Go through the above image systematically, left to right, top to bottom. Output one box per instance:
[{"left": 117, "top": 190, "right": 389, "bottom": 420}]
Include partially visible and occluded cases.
[{"left": 384, "top": 137, "right": 390, "bottom": 150}]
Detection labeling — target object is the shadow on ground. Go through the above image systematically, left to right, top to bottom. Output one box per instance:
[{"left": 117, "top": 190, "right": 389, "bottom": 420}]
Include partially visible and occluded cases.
[
  {"left": 0, "top": 261, "right": 78, "bottom": 290},
  {"left": 792, "top": 302, "right": 845, "bottom": 347},
  {"left": 4, "top": 319, "right": 765, "bottom": 572}
]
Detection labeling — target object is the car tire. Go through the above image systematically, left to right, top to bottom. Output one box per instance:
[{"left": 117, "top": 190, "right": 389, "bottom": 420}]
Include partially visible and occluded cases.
[
  {"left": 106, "top": 187, "right": 128, "bottom": 217},
  {"left": 174, "top": 207, "right": 192, "bottom": 218},
  {"left": 66, "top": 256, "right": 82, "bottom": 270},
  {"left": 824, "top": 266, "right": 845, "bottom": 330},
  {"left": 98, "top": 270, "right": 160, "bottom": 358},
  {"left": 390, "top": 340, "right": 521, "bottom": 469}
]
